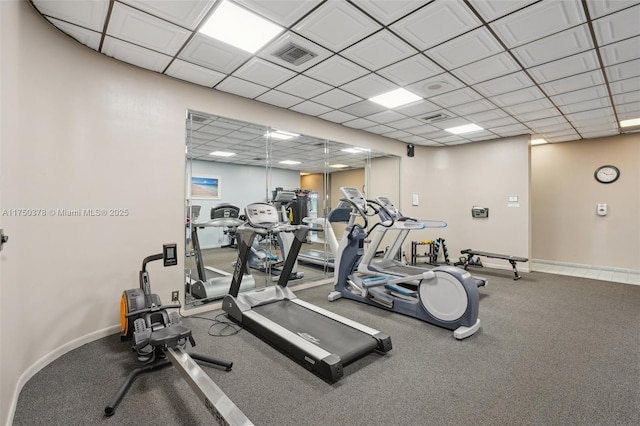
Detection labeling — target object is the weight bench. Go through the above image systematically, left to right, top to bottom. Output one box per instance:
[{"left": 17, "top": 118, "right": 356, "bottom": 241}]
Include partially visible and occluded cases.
[{"left": 455, "top": 249, "right": 528, "bottom": 280}]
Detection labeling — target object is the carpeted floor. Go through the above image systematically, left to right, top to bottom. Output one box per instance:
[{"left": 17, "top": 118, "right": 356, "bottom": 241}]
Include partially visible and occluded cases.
[{"left": 13, "top": 269, "right": 640, "bottom": 426}]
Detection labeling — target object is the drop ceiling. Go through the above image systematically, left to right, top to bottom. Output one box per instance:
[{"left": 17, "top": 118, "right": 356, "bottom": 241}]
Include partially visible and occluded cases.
[{"left": 31, "top": 0, "right": 640, "bottom": 146}]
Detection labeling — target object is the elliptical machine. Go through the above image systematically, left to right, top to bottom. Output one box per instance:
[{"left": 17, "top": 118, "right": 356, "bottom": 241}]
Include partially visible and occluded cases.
[
  {"left": 329, "top": 188, "right": 481, "bottom": 340},
  {"left": 106, "top": 244, "right": 252, "bottom": 425}
]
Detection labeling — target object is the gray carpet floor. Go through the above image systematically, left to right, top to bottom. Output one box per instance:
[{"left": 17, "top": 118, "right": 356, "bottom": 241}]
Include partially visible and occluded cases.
[{"left": 13, "top": 269, "right": 640, "bottom": 426}]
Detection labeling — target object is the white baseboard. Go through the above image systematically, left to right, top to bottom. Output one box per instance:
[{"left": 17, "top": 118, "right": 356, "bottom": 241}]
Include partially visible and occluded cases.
[{"left": 5, "top": 324, "right": 120, "bottom": 426}]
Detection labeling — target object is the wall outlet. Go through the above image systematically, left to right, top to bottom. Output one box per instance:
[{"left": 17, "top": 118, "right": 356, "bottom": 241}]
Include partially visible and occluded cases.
[{"left": 171, "top": 290, "right": 179, "bottom": 302}]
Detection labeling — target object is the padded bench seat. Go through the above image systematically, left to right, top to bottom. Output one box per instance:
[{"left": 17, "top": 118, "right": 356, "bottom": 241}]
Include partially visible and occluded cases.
[{"left": 455, "top": 249, "right": 528, "bottom": 280}]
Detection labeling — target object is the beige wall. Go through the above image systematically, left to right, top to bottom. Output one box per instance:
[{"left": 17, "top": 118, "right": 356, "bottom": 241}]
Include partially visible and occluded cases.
[
  {"left": 0, "top": 2, "right": 403, "bottom": 424},
  {"left": 531, "top": 134, "right": 640, "bottom": 269},
  {"left": 399, "top": 136, "right": 531, "bottom": 266}
]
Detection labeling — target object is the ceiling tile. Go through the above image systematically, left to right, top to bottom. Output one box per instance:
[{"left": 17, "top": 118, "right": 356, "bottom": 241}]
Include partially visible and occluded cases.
[
  {"left": 32, "top": 0, "right": 109, "bottom": 31},
  {"left": 120, "top": 0, "right": 215, "bottom": 30},
  {"left": 234, "top": 0, "right": 323, "bottom": 26},
  {"left": 350, "top": 0, "right": 429, "bottom": 25},
  {"left": 390, "top": 0, "right": 481, "bottom": 51},
  {"left": 467, "top": 0, "right": 538, "bottom": 22},
  {"left": 490, "top": 0, "right": 586, "bottom": 48},
  {"left": 586, "top": 0, "right": 636, "bottom": 19},
  {"left": 293, "top": 1, "right": 381, "bottom": 52},
  {"left": 107, "top": 3, "right": 192, "bottom": 56},
  {"left": 592, "top": 4, "right": 640, "bottom": 45},
  {"left": 46, "top": 18, "right": 102, "bottom": 50},
  {"left": 511, "top": 24, "right": 593, "bottom": 68},
  {"left": 426, "top": 27, "right": 505, "bottom": 69},
  {"left": 341, "top": 30, "right": 417, "bottom": 70},
  {"left": 258, "top": 32, "right": 332, "bottom": 72},
  {"left": 178, "top": 33, "right": 251, "bottom": 74},
  {"left": 600, "top": 36, "right": 640, "bottom": 66},
  {"left": 102, "top": 37, "right": 172, "bottom": 72},
  {"left": 528, "top": 50, "right": 600, "bottom": 83},
  {"left": 452, "top": 52, "right": 521, "bottom": 85},
  {"left": 377, "top": 54, "right": 443, "bottom": 86},
  {"left": 303, "top": 55, "right": 369, "bottom": 86},
  {"left": 232, "top": 58, "right": 296, "bottom": 87},
  {"left": 605, "top": 58, "right": 640, "bottom": 82},
  {"left": 165, "top": 59, "right": 226, "bottom": 87},
  {"left": 540, "top": 69, "right": 605, "bottom": 95},
  {"left": 472, "top": 71, "right": 534, "bottom": 97},
  {"left": 340, "top": 73, "right": 398, "bottom": 99},
  {"left": 406, "top": 74, "right": 465, "bottom": 99},
  {"left": 276, "top": 75, "right": 332, "bottom": 99},
  {"left": 215, "top": 76, "right": 269, "bottom": 98},
  {"left": 609, "top": 77, "right": 640, "bottom": 95},
  {"left": 551, "top": 85, "right": 609, "bottom": 105},
  {"left": 491, "top": 86, "right": 546, "bottom": 107},
  {"left": 311, "top": 88, "right": 362, "bottom": 109},
  {"left": 430, "top": 88, "right": 483, "bottom": 108},
  {"left": 256, "top": 90, "right": 304, "bottom": 108},
  {"left": 613, "top": 90, "right": 640, "bottom": 105},
  {"left": 503, "top": 98, "right": 555, "bottom": 115},
  {"left": 559, "top": 98, "right": 612, "bottom": 114},
  {"left": 339, "top": 100, "right": 387, "bottom": 117},
  {"left": 395, "top": 100, "right": 442, "bottom": 117},
  {"left": 447, "top": 100, "right": 498, "bottom": 116},
  {"left": 289, "top": 101, "right": 333, "bottom": 116},
  {"left": 566, "top": 107, "right": 616, "bottom": 123},
  {"left": 465, "top": 108, "right": 508, "bottom": 123},
  {"left": 514, "top": 108, "right": 561, "bottom": 122},
  {"left": 318, "top": 110, "right": 358, "bottom": 123},
  {"left": 365, "top": 110, "right": 407, "bottom": 124},
  {"left": 430, "top": 116, "right": 475, "bottom": 130},
  {"left": 476, "top": 116, "right": 518, "bottom": 129},
  {"left": 526, "top": 116, "right": 572, "bottom": 132},
  {"left": 386, "top": 117, "right": 425, "bottom": 130},
  {"left": 342, "top": 118, "right": 378, "bottom": 129},
  {"left": 404, "top": 123, "right": 441, "bottom": 135},
  {"left": 491, "top": 123, "right": 530, "bottom": 136},
  {"left": 364, "top": 124, "right": 396, "bottom": 134},
  {"left": 383, "top": 129, "right": 412, "bottom": 139},
  {"left": 579, "top": 129, "right": 619, "bottom": 139},
  {"left": 545, "top": 134, "right": 581, "bottom": 142}
]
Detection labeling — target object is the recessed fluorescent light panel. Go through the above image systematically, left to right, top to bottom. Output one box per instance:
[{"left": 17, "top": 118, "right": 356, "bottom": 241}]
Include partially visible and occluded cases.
[
  {"left": 199, "top": 1, "right": 284, "bottom": 54},
  {"left": 369, "top": 88, "right": 421, "bottom": 109},
  {"left": 620, "top": 118, "right": 640, "bottom": 127},
  {"left": 445, "top": 123, "right": 483, "bottom": 135},
  {"left": 269, "top": 130, "right": 300, "bottom": 140},
  {"left": 530, "top": 138, "right": 547, "bottom": 145},
  {"left": 341, "top": 147, "right": 371, "bottom": 154},
  {"left": 209, "top": 151, "right": 236, "bottom": 157},
  {"left": 279, "top": 160, "right": 301, "bottom": 165},
  {"left": 329, "top": 164, "right": 349, "bottom": 169}
]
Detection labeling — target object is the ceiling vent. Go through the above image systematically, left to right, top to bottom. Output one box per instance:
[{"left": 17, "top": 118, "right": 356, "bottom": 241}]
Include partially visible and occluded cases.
[
  {"left": 274, "top": 43, "right": 317, "bottom": 66},
  {"left": 421, "top": 113, "right": 450, "bottom": 123},
  {"left": 190, "top": 114, "right": 208, "bottom": 123}
]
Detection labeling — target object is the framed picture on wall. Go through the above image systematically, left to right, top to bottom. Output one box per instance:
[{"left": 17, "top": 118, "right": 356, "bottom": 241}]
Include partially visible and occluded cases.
[{"left": 191, "top": 176, "right": 221, "bottom": 199}]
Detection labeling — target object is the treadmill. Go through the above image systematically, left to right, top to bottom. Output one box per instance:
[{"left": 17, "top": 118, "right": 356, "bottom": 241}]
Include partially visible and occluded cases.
[
  {"left": 223, "top": 202, "right": 392, "bottom": 383},
  {"left": 188, "top": 203, "right": 255, "bottom": 300},
  {"left": 297, "top": 203, "right": 351, "bottom": 270}
]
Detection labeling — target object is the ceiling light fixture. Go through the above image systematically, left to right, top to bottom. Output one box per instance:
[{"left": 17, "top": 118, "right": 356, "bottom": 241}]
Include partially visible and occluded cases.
[
  {"left": 199, "top": 0, "right": 284, "bottom": 54},
  {"left": 369, "top": 88, "right": 422, "bottom": 109},
  {"left": 620, "top": 118, "right": 640, "bottom": 127},
  {"left": 445, "top": 123, "right": 483, "bottom": 135},
  {"left": 269, "top": 130, "right": 300, "bottom": 140},
  {"left": 530, "top": 138, "right": 547, "bottom": 145},
  {"left": 341, "top": 147, "right": 370, "bottom": 154},
  {"left": 209, "top": 151, "right": 236, "bottom": 157},
  {"left": 279, "top": 160, "right": 301, "bottom": 165},
  {"left": 329, "top": 164, "right": 349, "bottom": 168}
]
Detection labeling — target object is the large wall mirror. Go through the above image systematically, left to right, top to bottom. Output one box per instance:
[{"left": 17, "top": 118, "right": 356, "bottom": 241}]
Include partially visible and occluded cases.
[{"left": 184, "top": 110, "right": 399, "bottom": 311}]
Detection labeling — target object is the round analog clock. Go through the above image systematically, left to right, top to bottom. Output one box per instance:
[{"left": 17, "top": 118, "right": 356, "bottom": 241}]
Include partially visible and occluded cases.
[{"left": 594, "top": 165, "right": 620, "bottom": 184}]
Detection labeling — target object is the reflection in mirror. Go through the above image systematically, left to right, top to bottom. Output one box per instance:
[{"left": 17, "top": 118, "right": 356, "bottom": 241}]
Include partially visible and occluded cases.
[{"left": 184, "top": 110, "right": 399, "bottom": 311}]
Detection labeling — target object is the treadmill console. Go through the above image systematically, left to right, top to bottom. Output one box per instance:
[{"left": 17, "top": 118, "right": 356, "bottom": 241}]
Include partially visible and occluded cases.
[
  {"left": 340, "top": 187, "right": 366, "bottom": 209},
  {"left": 376, "top": 197, "right": 401, "bottom": 219},
  {"left": 245, "top": 203, "right": 279, "bottom": 228}
]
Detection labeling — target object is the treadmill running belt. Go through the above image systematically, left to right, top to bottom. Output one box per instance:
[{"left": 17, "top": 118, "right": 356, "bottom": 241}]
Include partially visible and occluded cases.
[{"left": 253, "top": 300, "right": 378, "bottom": 364}]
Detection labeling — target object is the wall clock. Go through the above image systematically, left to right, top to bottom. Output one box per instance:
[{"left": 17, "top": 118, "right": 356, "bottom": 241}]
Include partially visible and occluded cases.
[{"left": 594, "top": 165, "right": 620, "bottom": 184}]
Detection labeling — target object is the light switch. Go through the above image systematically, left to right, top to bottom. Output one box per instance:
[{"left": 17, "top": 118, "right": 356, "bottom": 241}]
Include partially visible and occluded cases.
[
  {"left": 412, "top": 193, "right": 419, "bottom": 206},
  {"left": 597, "top": 203, "right": 607, "bottom": 216}
]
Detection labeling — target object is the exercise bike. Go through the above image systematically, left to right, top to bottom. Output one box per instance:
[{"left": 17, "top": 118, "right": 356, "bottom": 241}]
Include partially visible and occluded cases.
[
  {"left": 329, "top": 188, "right": 481, "bottom": 340},
  {"left": 105, "top": 243, "right": 252, "bottom": 425}
]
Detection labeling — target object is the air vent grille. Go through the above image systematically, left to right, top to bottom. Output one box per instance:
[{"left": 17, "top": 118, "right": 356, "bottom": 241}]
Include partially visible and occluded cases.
[
  {"left": 274, "top": 43, "right": 317, "bottom": 66},
  {"left": 421, "top": 113, "right": 450, "bottom": 123},
  {"left": 190, "top": 114, "right": 208, "bottom": 123}
]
